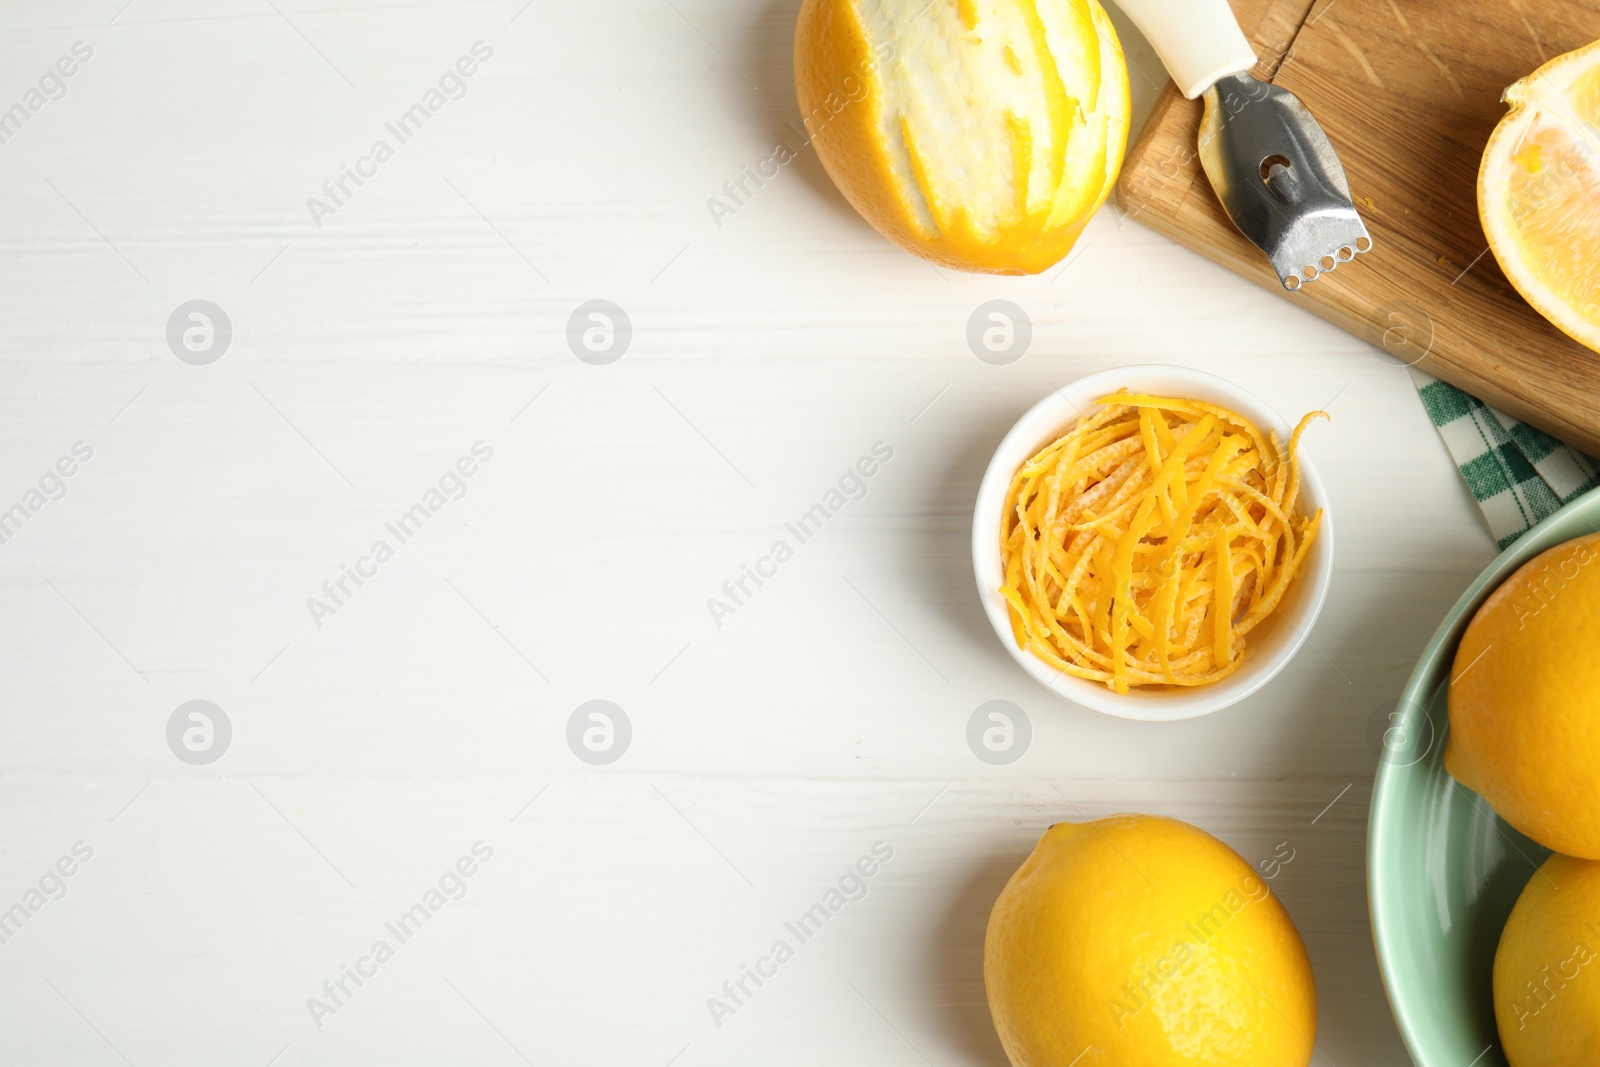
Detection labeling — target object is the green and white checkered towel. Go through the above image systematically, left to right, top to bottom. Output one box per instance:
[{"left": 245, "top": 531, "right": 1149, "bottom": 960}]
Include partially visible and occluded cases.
[{"left": 1412, "top": 371, "right": 1600, "bottom": 548}]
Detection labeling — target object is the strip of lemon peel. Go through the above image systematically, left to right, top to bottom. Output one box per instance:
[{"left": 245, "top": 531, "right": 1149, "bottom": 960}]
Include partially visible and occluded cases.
[{"left": 998, "top": 392, "right": 1324, "bottom": 692}]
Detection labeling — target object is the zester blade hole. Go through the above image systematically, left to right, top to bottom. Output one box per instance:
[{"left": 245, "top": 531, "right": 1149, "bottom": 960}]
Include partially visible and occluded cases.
[{"left": 1259, "top": 154, "right": 1292, "bottom": 183}]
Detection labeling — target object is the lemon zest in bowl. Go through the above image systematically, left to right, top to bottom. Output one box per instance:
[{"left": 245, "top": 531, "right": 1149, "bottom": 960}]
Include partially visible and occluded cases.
[{"left": 999, "top": 392, "right": 1324, "bottom": 693}]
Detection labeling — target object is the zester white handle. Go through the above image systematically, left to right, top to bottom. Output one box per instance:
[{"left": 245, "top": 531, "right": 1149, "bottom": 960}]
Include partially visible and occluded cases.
[{"left": 1113, "top": 0, "right": 1257, "bottom": 99}]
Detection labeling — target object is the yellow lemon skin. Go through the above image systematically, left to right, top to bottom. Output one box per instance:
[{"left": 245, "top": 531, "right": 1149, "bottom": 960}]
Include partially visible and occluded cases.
[
  {"left": 793, "top": 0, "right": 1129, "bottom": 275},
  {"left": 1480, "top": 39, "right": 1600, "bottom": 352},
  {"left": 1445, "top": 534, "right": 1600, "bottom": 858},
  {"left": 984, "top": 815, "right": 1316, "bottom": 1067},
  {"left": 1494, "top": 853, "right": 1600, "bottom": 1065}
]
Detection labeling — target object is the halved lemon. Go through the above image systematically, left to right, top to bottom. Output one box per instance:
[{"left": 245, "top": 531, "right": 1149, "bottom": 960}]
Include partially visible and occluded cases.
[
  {"left": 794, "top": 0, "right": 1130, "bottom": 275},
  {"left": 1480, "top": 39, "right": 1600, "bottom": 351}
]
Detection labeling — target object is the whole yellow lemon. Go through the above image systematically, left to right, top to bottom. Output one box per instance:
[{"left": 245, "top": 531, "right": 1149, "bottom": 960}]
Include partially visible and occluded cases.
[
  {"left": 793, "top": 0, "right": 1130, "bottom": 275},
  {"left": 1445, "top": 533, "right": 1600, "bottom": 858},
  {"left": 984, "top": 815, "right": 1316, "bottom": 1066},
  {"left": 1494, "top": 853, "right": 1600, "bottom": 1064}
]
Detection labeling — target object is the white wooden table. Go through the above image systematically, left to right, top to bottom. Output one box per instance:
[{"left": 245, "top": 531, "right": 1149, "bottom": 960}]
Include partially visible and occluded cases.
[{"left": 0, "top": 2, "right": 1494, "bottom": 1063}]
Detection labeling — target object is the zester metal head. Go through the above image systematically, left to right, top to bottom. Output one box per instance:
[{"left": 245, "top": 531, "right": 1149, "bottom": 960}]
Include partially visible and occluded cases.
[{"left": 1198, "top": 72, "right": 1372, "bottom": 290}]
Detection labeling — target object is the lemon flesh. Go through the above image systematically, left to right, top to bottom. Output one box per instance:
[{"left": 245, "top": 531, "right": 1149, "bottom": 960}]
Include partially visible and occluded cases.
[{"left": 1481, "top": 40, "right": 1600, "bottom": 350}]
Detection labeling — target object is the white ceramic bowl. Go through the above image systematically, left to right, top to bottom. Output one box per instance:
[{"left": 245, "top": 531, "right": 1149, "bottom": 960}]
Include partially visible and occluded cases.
[{"left": 972, "top": 365, "right": 1335, "bottom": 721}]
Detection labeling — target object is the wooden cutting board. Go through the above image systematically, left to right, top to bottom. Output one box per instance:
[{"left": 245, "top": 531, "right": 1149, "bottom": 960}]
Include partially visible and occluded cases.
[{"left": 1115, "top": 0, "right": 1600, "bottom": 455}]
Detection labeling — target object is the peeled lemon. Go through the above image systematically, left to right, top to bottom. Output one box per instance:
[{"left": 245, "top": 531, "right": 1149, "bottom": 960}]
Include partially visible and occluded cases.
[
  {"left": 793, "top": 0, "right": 1130, "bottom": 275},
  {"left": 1481, "top": 40, "right": 1600, "bottom": 351},
  {"left": 1445, "top": 533, "right": 1600, "bottom": 859},
  {"left": 985, "top": 815, "right": 1316, "bottom": 1066},
  {"left": 1494, "top": 853, "right": 1600, "bottom": 1064}
]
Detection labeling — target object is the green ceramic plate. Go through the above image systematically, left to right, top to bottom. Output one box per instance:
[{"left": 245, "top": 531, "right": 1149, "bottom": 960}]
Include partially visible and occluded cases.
[{"left": 1370, "top": 487, "right": 1600, "bottom": 1065}]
